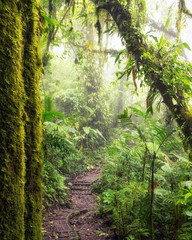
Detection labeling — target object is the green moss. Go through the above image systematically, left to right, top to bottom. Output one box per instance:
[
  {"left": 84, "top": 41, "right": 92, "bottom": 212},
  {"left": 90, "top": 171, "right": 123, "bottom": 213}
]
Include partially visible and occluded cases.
[
  {"left": 0, "top": 1, "right": 25, "bottom": 239},
  {"left": 0, "top": 1, "right": 44, "bottom": 238},
  {"left": 22, "top": 1, "right": 44, "bottom": 239},
  {"left": 176, "top": 1, "right": 182, "bottom": 40}
]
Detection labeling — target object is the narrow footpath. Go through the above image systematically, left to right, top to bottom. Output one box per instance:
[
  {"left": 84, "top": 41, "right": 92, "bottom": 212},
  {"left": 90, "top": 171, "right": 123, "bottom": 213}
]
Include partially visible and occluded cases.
[{"left": 43, "top": 168, "right": 111, "bottom": 240}]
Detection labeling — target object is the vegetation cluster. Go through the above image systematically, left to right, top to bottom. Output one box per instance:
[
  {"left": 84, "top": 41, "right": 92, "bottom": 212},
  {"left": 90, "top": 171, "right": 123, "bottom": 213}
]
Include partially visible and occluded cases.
[{"left": 1, "top": 0, "right": 192, "bottom": 239}]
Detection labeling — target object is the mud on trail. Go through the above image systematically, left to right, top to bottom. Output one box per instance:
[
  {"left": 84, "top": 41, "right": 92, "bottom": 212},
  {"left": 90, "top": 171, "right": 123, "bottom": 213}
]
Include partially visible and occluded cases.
[{"left": 43, "top": 168, "right": 111, "bottom": 240}]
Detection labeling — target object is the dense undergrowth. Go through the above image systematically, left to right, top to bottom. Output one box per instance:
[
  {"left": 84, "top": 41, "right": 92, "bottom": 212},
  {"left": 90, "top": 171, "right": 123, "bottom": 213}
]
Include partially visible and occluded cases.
[
  {"left": 40, "top": 9, "right": 192, "bottom": 234},
  {"left": 42, "top": 94, "right": 192, "bottom": 240},
  {"left": 42, "top": 95, "right": 106, "bottom": 207},
  {"left": 93, "top": 107, "right": 192, "bottom": 240}
]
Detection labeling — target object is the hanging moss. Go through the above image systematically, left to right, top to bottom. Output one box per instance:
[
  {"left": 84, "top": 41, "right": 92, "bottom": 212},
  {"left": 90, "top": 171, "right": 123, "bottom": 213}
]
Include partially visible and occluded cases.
[
  {"left": 22, "top": 0, "right": 44, "bottom": 239},
  {"left": 176, "top": 0, "right": 182, "bottom": 41},
  {"left": 0, "top": 1, "right": 25, "bottom": 239}
]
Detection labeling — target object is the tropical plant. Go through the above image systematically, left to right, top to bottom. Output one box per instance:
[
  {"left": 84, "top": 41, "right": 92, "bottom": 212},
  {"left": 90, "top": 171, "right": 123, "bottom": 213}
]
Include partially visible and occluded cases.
[
  {"left": 42, "top": 93, "right": 107, "bottom": 204},
  {"left": 97, "top": 106, "right": 191, "bottom": 239}
]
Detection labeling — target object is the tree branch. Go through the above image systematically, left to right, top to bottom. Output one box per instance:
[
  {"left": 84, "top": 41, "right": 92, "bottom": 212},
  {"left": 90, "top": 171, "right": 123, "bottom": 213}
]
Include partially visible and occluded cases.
[
  {"left": 91, "top": 0, "right": 192, "bottom": 153},
  {"left": 180, "top": 0, "right": 192, "bottom": 18},
  {"left": 69, "top": 43, "right": 120, "bottom": 55}
]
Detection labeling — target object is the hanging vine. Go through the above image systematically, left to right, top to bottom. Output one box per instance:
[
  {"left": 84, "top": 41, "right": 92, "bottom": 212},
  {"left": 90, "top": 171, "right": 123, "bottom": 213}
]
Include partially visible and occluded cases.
[{"left": 177, "top": 0, "right": 192, "bottom": 41}]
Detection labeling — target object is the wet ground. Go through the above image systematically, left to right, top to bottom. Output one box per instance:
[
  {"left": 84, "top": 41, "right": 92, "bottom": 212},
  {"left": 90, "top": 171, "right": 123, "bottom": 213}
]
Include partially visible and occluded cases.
[{"left": 42, "top": 168, "right": 112, "bottom": 240}]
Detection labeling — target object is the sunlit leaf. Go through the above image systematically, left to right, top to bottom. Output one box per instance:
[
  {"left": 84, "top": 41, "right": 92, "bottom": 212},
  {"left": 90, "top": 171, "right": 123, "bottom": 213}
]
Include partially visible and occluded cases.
[
  {"left": 32, "top": 3, "right": 60, "bottom": 26},
  {"left": 182, "top": 42, "right": 191, "bottom": 51},
  {"left": 83, "top": 126, "right": 90, "bottom": 135},
  {"left": 185, "top": 211, "right": 192, "bottom": 217}
]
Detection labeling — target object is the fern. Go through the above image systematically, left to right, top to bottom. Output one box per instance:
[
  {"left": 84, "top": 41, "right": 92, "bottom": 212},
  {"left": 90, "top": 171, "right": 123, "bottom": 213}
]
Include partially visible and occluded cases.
[
  {"left": 118, "top": 106, "right": 181, "bottom": 154},
  {"left": 42, "top": 110, "right": 66, "bottom": 122},
  {"left": 43, "top": 121, "right": 75, "bottom": 155}
]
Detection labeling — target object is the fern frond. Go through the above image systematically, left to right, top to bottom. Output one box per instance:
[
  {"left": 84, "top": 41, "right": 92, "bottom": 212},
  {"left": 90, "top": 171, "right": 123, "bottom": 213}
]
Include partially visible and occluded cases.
[{"left": 43, "top": 122, "right": 75, "bottom": 155}]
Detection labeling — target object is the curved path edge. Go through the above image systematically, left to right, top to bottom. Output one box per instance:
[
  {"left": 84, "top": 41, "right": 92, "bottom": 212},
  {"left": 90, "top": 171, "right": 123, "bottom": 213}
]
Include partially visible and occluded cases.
[{"left": 43, "top": 168, "right": 102, "bottom": 240}]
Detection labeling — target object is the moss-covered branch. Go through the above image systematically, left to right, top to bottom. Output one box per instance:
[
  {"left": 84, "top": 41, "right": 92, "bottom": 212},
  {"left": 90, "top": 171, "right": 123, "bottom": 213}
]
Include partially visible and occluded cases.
[
  {"left": 91, "top": 0, "right": 192, "bottom": 158},
  {"left": 177, "top": 0, "right": 192, "bottom": 40},
  {"left": 179, "top": 0, "right": 192, "bottom": 18}
]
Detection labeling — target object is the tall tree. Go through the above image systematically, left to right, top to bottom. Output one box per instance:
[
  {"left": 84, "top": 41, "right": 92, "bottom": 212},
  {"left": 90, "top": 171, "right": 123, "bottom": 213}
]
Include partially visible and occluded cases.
[
  {"left": 41, "top": 0, "right": 74, "bottom": 66},
  {"left": 91, "top": 0, "right": 192, "bottom": 160},
  {"left": 0, "top": 1, "right": 43, "bottom": 239},
  {"left": 0, "top": 1, "right": 25, "bottom": 239},
  {"left": 22, "top": 1, "right": 44, "bottom": 239}
]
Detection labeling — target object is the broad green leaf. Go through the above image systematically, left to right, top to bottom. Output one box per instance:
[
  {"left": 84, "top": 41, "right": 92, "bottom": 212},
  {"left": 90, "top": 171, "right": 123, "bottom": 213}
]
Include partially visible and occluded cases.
[
  {"left": 140, "top": 0, "right": 146, "bottom": 10},
  {"left": 32, "top": 3, "right": 60, "bottom": 26},
  {"left": 164, "top": 13, "right": 172, "bottom": 31},
  {"left": 42, "top": 14, "right": 60, "bottom": 26},
  {"left": 159, "top": 33, "right": 166, "bottom": 49},
  {"left": 149, "top": 35, "right": 158, "bottom": 43},
  {"left": 182, "top": 42, "right": 191, "bottom": 51},
  {"left": 114, "top": 50, "right": 125, "bottom": 63},
  {"left": 84, "top": 105, "right": 94, "bottom": 113},
  {"left": 42, "top": 111, "right": 65, "bottom": 122},
  {"left": 63, "top": 126, "right": 76, "bottom": 134},
  {"left": 83, "top": 126, "right": 90, "bottom": 135},
  {"left": 181, "top": 181, "right": 192, "bottom": 188},
  {"left": 155, "top": 188, "right": 170, "bottom": 196},
  {"left": 185, "top": 192, "right": 192, "bottom": 201},
  {"left": 176, "top": 199, "right": 184, "bottom": 206},
  {"left": 185, "top": 211, "right": 192, "bottom": 217},
  {"left": 181, "top": 222, "right": 192, "bottom": 227}
]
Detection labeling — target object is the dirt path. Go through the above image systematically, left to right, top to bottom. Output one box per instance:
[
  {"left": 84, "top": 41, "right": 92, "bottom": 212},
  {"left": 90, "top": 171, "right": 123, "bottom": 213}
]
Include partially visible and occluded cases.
[{"left": 43, "top": 168, "right": 111, "bottom": 240}]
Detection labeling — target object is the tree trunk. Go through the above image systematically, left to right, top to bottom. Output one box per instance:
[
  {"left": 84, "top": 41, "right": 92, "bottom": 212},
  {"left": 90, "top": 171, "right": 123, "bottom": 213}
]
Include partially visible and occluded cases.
[
  {"left": 42, "top": 0, "right": 55, "bottom": 67},
  {"left": 91, "top": 0, "right": 192, "bottom": 159},
  {"left": 0, "top": 1, "right": 43, "bottom": 239},
  {"left": 0, "top": 1, "right": 25, "bottom": 239},
  {"left": 22, "top": 1, "right": 44, "bottom": 239}
]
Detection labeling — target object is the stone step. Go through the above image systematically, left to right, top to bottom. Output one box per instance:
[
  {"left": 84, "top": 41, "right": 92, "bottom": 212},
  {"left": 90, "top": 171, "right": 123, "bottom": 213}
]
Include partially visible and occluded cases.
[
  {"left": 43, "top": 169, "right": 100, "bottom": 240},
  {"left": 72, "top": 182, "right": 91, "bottom": 186},
  {"left": 71, "top": 187, "right": 90, "bottom": 191}
]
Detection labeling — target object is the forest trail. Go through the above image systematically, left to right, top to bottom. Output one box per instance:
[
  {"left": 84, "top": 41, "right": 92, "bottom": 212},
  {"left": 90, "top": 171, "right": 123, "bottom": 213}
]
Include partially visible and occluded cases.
[{"left": 43, "top": 168, "right": 110, "bottom": 240}]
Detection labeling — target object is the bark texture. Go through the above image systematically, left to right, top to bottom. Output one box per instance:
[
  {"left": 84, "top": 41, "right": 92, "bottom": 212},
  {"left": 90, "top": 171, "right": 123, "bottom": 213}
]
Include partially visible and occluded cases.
[
  {"left": 0, "top": 1, "right": 43, "bottom": 239},
  {"left": 0, "top": 1, "right": 25, "bottom": 239},
  {"left": 22, "top": 1, "right": 43, "bottom": 239}
]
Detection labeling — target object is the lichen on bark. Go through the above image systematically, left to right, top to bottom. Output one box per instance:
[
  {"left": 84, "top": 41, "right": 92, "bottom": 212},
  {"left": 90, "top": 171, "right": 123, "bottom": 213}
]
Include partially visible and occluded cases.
[
  {"left": 0, "top": 1, "right": 25, "bottom": 239},
  {"left": 0, "top": 1, "right": 44, "bottom": 239},
  {"left": 22, "top": 1, "right": 44, "bottom": 239}
]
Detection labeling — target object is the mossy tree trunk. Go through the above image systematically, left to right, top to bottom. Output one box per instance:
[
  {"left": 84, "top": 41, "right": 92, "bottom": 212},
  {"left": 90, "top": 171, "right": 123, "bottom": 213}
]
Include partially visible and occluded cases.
[
  {"left": 42, "top": 0, "right": 55, "bottom": 67},
  {"left": 91, "top": 0, "right": 192, "bottom": 160},
  {"left": 0, "top": 1, "right": 43, "bottom": 239},
  {"left": 0, "top": 1, "right": 25, "bottom": 239},
  {"left": 22, "top": 1, "right": 44, "bottom": 239}
]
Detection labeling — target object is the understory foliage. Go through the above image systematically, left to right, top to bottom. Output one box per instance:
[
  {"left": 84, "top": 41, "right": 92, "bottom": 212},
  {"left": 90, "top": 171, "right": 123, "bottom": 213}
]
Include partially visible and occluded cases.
[
  {"left": 42, "top": 95, "right": 105, "bottom": 204},
  {"left": 96, "top": 107, "right": 192, "bottom": 240}
]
